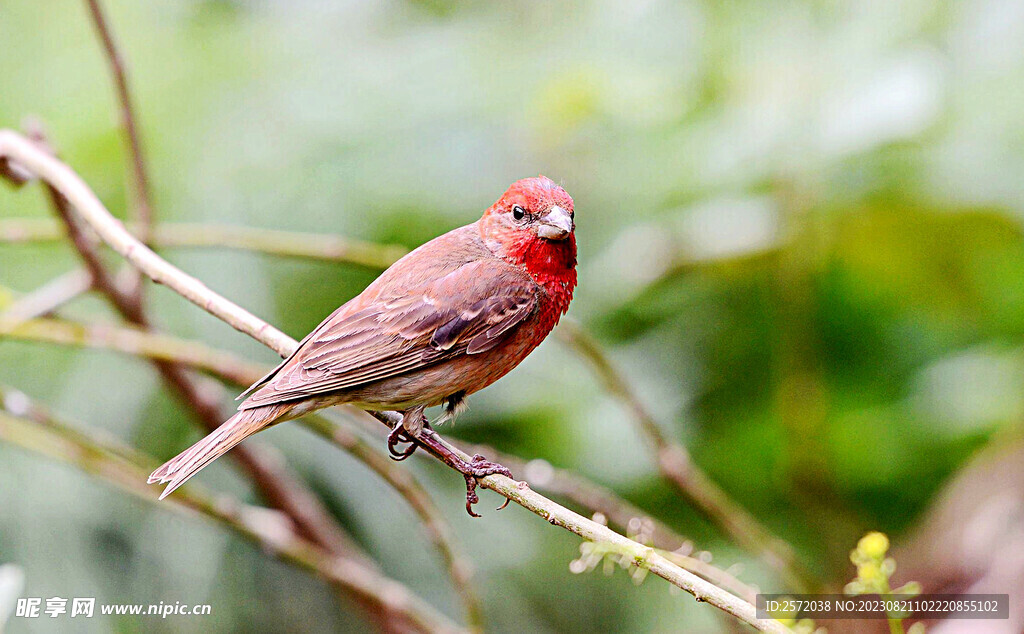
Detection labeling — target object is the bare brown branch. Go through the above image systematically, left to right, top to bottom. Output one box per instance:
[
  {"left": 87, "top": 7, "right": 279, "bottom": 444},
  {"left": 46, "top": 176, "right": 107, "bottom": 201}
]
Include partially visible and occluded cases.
[{"left": 83, "top": 0, "right": 153, "bottom": 242}]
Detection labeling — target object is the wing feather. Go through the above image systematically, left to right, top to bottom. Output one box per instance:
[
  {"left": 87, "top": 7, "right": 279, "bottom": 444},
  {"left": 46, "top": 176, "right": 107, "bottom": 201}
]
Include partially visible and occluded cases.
[{"left": 239, "top": 258, "right": 538, "bottom": 409}]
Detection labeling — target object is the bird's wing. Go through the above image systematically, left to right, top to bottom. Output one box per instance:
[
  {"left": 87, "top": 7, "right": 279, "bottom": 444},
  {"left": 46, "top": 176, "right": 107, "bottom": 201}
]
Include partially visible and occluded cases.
[{"left": 239, "top": 258, "right": 539, "bottom": 408}]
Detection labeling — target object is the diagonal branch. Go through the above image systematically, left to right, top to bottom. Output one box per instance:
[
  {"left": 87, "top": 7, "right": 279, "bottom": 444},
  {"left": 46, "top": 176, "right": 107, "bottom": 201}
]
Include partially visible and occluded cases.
[
  {"left": 0, "top": 129, "right": 791, "bottom": 632},
  {"left": 0, "top": 129, "right": 360, "bottom": 565},
  {"left": 0, "top": 389, "right": 463, "bottom": 634},
  {"left": 368, "top": 409, "right": 785, "bottom": 633},
  {"left": 305, "top": 412, "right": 484, "bottom": 628},
  {"left": 336, "top": 412, "right": 763, "bottom": 605}
]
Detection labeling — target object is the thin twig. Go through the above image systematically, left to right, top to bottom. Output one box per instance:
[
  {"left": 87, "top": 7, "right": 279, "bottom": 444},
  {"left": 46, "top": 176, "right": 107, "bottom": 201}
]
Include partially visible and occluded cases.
[
  {"left": 83, "top": 0, "right": 153, "bottom": 243},
  {"left": 0, "top": 128, "right": 790, "bottom": 632},
  {"left": 0, "top": 218, "right": 408, "bottom": 269},
  {"left": 0, "top": 270, "right": 93, "bottom": 323},
  {"left": 0, "top": 317, "right": 264, "bottom": 386},
  {"left": 556, "top": 319, "right": 816, "bottom": 592},
  {"left": 0, "top": 392, "right": 462, "bottom": 634},
  {"left": 335, "top": 412, "right": 763, "bottom": 605},
  {"left": 462, "top": 444, "right": 692, "bottom": 549},
  {"left": 470, "top": 449, "right": 761, "bottom": 603}
]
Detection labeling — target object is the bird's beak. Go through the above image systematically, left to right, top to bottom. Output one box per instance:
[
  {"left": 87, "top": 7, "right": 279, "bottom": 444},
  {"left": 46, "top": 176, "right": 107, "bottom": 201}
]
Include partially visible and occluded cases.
[{"left": 536, "top": 206, "right": 574, "bottom": 241}]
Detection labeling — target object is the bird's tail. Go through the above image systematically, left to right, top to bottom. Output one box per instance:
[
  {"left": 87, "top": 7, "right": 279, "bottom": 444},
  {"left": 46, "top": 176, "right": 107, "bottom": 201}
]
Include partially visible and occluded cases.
[{"left": 148, "top": 405, "right": 283, "bottom": 499}]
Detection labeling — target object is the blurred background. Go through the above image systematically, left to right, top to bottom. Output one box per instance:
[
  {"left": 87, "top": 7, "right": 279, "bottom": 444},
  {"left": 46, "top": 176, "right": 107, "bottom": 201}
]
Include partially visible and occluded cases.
[{"left": 3, "top": 0, "right": 1024, "bottom": 632}]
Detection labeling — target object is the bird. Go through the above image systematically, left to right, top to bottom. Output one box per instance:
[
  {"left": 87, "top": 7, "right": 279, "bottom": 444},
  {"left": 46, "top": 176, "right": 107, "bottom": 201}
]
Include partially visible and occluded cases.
[{"left": 148, "top": 175, "right": 577, "bottom": 515}]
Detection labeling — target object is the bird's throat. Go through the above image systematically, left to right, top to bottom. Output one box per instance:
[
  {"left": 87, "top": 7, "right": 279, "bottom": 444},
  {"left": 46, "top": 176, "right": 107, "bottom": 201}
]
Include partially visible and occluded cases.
[{"left": 505, "top": 234, "right": 577, "bottom": 315}]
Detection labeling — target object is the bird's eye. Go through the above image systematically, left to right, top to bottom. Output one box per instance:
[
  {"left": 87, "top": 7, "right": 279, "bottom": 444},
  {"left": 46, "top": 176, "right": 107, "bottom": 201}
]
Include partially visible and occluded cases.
[{"left": 512, "top": 205, "right": 527, "bottom": 222}]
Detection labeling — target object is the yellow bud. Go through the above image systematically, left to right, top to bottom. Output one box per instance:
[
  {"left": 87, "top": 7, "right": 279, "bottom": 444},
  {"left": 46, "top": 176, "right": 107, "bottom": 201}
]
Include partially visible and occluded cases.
[
  {"left": 857, "top": 531, "right": 889, "bottom": 559},
  {"left": 858, "top": 561, "right": 885, "bottom": 586}
]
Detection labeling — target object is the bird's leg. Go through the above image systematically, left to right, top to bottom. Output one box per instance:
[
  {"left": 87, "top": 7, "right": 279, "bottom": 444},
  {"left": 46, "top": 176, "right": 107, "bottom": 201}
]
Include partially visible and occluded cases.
[
  {"left": 385, "top": 408, "right": 513, "bottom": 516},
  {"left": 412, "top": 427, "right": 513, "bottom": 517}
]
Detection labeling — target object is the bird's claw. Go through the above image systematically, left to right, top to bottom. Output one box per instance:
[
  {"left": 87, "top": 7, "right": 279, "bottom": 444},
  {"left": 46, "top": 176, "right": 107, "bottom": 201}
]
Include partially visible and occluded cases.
[
  {"left": 387, "top": 423, "right": 513, "bottom": 517},
  {"left": 386, "top": 425, "right": 418, "bottom": 461},
  {"left": 462, "top": 454, "right": 513, "bottom": 518},
  {"left": 464, "top": 476, "right": 482, "bottom": 518}
]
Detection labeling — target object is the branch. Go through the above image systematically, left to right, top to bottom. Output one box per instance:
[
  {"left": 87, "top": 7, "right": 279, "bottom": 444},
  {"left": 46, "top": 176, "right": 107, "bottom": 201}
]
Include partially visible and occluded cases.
[
  {"left": 83, "top": 0, "right": 153, "bottom": 243},
  {"left": 0, "top": 128, "right": 790, "bottom": 633},
  {"left": 0, "top": 129, "right": 361, "bottom": 568},
  {"left": 0, "top": 218, "right": 408, "bottom": 269},
  {"left": 0, "top": 269, "right": 93, "bottom": 323},
  {"left": 0, "top": 317, "right": 264, "bottom": 386},
  {"left": 556, "top": 320, "right": 816, "bottom": 592},
  {"left": 0, "top": 390, "right": 463, "bottom": 634},
  {"left": 368, "top": 410, "right": 786, "bottom": 634},
  {"left": 305, "top": 412, "right": 484, "bottom": 629},
  {"left": 336, "top": 412, "right": 762, "bottom": 605},
  {"left": 450, "top": 442, "right": 759, "bottom": 603}
]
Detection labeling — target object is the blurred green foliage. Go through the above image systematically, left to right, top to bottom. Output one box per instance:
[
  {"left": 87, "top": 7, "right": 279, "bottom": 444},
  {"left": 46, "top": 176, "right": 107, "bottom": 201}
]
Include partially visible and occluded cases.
[{"left": 4, "top": 0, "right": 1024, "bottom": 632}]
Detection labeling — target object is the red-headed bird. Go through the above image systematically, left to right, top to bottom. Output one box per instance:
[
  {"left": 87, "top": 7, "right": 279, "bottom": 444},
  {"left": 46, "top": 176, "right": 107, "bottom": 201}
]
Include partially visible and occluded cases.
[{"left": 149, "top": 176, "right": 577, "bottom": 515}]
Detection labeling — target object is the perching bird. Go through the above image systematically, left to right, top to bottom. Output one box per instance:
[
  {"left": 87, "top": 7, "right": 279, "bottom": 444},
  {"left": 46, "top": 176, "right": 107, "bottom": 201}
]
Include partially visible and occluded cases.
[{"left": 149, "top": 176, "right": 577, "bottom": 515}]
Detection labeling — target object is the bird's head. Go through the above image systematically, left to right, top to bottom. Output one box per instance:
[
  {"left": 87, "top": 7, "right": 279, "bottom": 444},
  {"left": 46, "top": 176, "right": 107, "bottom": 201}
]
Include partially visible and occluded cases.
[{"left": 480, "top": 176, "right": 577, "bottom": 279}]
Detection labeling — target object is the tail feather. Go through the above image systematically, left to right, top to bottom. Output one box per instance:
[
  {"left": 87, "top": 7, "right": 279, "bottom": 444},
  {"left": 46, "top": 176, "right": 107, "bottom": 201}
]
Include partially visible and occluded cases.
[{"left": 148, "top": 407, "right": 278, "bottom": 499}]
